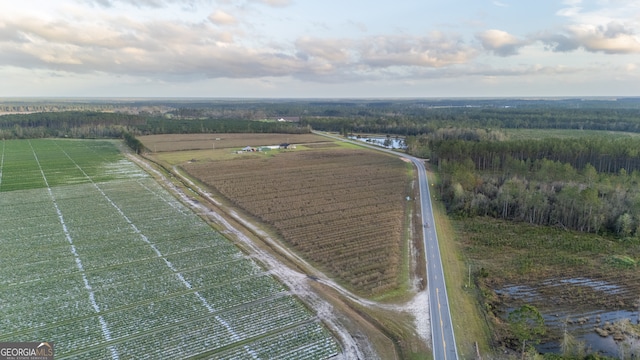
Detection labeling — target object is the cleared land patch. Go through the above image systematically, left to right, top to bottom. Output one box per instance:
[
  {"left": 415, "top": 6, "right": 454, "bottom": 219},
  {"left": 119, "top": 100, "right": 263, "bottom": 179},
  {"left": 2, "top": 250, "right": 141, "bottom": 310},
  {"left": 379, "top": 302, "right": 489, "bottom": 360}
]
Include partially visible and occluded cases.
[
  {"left": 0, "top": 139, "right": 340, "bottom": 359},
  {"left": 181, "top": 146, "right": 412, "bottom": 296}
]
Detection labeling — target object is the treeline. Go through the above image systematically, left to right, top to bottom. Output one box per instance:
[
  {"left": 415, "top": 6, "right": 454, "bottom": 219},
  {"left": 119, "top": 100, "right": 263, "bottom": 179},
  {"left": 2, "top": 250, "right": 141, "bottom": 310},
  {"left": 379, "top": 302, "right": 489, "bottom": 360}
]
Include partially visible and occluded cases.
[
  {"left": 4, "top": 99, "right": 640, "bottom": 138},
  {"left": 0, "top": 103, "right": 118, "bottom": 113},
  {"left": 303, "top": 107, "right": 640, "bottom": 136},
  {"left": 0, "top": 111, "right": 308, "bottom": 140},
  {"left": 0, "top": 112, "right": 145, "bottom": 139},
  {"left": 424, "top": 131, "right": 640, "bottom": 237},
  {"left": 123, "top": 132, "right": 145, "bottom": 154},
  {"left": 429, "top": 133, "right": 640, "bottom": 174}
]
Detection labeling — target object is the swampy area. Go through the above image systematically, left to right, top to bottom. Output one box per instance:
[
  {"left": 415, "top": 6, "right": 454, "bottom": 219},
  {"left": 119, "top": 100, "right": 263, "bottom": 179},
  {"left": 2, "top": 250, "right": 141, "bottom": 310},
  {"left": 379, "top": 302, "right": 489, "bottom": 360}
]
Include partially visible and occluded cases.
[{"left": 456, "top": 217, "right": 640, "bottom": 358}]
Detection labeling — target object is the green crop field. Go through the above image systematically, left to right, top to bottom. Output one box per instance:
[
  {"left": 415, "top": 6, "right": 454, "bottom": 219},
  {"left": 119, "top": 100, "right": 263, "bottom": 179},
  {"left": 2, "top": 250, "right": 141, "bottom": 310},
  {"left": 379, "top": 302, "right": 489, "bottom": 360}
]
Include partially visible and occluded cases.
[{"left": 0, "top": 139, "right": 340, "bottom": 359}]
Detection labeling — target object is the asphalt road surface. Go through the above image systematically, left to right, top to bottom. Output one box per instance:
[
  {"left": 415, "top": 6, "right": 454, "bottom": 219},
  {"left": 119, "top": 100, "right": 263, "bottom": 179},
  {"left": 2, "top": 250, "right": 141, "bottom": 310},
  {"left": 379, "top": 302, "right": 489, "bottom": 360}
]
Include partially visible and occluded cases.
[
  {"left": 313, "top": 132, "right": 459, "bottom": 359},
  {"left": 411, "top": 155, "right": 459, "bottom": 360}
]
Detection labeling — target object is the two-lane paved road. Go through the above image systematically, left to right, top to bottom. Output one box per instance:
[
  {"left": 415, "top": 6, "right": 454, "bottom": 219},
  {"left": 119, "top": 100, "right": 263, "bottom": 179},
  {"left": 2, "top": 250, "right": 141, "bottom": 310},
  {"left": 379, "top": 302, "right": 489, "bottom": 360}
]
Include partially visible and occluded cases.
[
  {"left": 313, "top": 132, "right": 459, "bottom": 359},
  {"left": 412, "top": 156, "right": 459, "bottom": 360}
]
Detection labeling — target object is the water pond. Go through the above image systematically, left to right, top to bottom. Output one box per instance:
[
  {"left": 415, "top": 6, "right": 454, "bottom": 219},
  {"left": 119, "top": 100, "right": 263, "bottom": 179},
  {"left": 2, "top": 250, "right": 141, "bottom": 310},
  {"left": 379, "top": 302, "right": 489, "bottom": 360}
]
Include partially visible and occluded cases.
[{"left": 496, "top": 277, "right": 640, "bottom": 358}]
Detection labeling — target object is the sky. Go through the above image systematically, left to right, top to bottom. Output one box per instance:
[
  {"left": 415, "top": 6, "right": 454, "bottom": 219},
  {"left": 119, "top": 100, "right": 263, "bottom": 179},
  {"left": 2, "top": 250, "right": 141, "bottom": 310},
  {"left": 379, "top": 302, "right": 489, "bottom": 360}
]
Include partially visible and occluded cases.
[{"left": 0, "top": 0, "right": 639, "bottom": 98}]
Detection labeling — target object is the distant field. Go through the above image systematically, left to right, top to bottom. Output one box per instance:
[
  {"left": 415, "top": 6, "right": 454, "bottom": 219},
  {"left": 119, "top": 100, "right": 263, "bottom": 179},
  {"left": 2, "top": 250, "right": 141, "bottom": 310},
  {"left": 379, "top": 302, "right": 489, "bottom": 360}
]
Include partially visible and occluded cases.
[
  {"left": 139, "top": 133, "right": 330, "bottom": 152},
  {"left": 0, "top": 139, "right": 339, "bottom": 359},
  {"left": 181, "top": 143, "right": 412, "bottom": 296}
]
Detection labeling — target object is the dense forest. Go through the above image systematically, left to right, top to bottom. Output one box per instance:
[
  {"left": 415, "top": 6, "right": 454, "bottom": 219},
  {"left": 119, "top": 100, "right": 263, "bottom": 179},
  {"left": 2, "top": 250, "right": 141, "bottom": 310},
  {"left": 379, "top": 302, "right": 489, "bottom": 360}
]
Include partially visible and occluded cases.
[
  {"left": 0, "top": 111, "right": 308, "bottom": 139},
  {"left": 418, "top": 129, "right": 640, "bottom": 238}
]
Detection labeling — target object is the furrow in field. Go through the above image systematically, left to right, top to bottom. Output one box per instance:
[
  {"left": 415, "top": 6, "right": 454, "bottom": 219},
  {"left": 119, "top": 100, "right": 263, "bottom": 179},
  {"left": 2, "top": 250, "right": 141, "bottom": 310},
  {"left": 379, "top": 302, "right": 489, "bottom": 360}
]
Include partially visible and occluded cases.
[
  {"left": 0, "top": 139, "right": 340, "bottom": 359},
  {"left": 27, "top": 140, "right": 120, "bottom": 360},
  {"left": 55, "top": 142, "right": 261, "bottom": 359}
]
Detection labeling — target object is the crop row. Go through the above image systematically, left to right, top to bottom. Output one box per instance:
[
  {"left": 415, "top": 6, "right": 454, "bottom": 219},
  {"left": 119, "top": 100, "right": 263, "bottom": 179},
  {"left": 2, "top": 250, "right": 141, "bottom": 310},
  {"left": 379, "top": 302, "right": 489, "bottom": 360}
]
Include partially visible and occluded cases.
[
  {"left": 0, "top": 139, "right": 137, "bottom": 192},
  {"left": 1, "top": 139, "right": 340, "bottom": 358},
  {"left": 183, "top": 148, "right": 410, "bottom": 294},
  {"left": 213, "top": 173, "right": 406, "bottom": 201},
  {"left": 209, "top": 176, "right": 404, "bottom": 208},
  {"left": 248, "top": 193, "right": 403, "bottom": 223},
  {"left": 276, "top": 206, "right": 402, "bottom": 231},
  {"left": 282, "top": 225, "right": 394, "bottom": 247},
  {"left": 296, "top": 232, "right": 400, "bottom": 259},
  {"left": 163, "top": 245, "right": 244, "bottom": 271},
  {"left": 0, "top": 257, "right": 78, "bottom": 287},
  {"left": 179, "top": 258, "right": 263, "bottom": 289},
  {"left": 85, "top": 260, "right": 260, "bottom": 312},
  {"left": 196, "top": 273, "right": 287, "bottom": 312},
  {"left": 0, "top": 278, "right": 96, "bottom": 334},
  {"left": 101, "top": 293, "right": 212, "bottom": 340},
  {"left": 217, "top": 295, "right": 314, "bottom": 338},
  {"left": 63, "top": 296, "right": 316, "bottom": 359},
  {"left": 3, "top": 316, "right": 106, "bottom": 355},
  {"left": 210, "top": 321, "right": 340, "bottom": 360}
]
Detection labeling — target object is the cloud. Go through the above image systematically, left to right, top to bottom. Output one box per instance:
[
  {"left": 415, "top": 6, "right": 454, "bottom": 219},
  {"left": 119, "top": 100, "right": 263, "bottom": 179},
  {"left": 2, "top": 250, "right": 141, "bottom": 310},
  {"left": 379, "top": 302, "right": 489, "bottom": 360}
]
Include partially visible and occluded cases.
[
  {"left": 85, "top": 0, "right": 205, "bottom": 8},
  {"left": 249, "top": 0, "right": 292, "bottom": 7},
  {"left": 545, "top": 0, "right": 640, "bottom": 54},
  {"left": 0, "top": 9, "right": 479, "bottom": 84},
  {"left": 208, "top": 10, "right": 237, "bottom": 25},
  {"left": 537, "top": 22, "right": 640, "bottom": 54},
  {"left": 569, "top": 22, "right": 640, "bottom": 53},
  {"left": 478, "top": 24, "right": 637, "bottom": 60},
  {"left": 476, "top": 29, "right": 528, "bottom": 56},
  {"left": 535, "top": 32, "right": 580, "bottom": 52},
  {"left": 358, "top": 33, "right": 477, "bottom": 68},
  {"left": 295, "top": 37, "right": 352, "bottom": 64}
]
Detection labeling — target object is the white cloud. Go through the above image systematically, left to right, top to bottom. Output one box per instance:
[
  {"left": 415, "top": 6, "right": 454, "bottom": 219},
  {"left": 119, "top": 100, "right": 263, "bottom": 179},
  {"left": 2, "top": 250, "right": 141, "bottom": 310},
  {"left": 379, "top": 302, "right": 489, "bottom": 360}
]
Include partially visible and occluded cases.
[
  {"left": 2, "top": 0, "right": 639, "bottom": 97},
  {"left": 85, "top": 0, "right": 207, "bottom": 8},
  {"left": 249, "top": 0, "right": 292, "bottom": 7},
  {"left": 0, "top": 10, "right": 480, "bottom": 84},
  {"left": 208, "top": 10, "right": 237, "bottom": 25},
  {"left": 568, "top": 22, "right": 640, "bottom": 53},
  {"left": 476, "top": 29, "right": 528, "bottom": 56},
  {"left": 358, "top": 33, "right": 477, "bottom": 68}
]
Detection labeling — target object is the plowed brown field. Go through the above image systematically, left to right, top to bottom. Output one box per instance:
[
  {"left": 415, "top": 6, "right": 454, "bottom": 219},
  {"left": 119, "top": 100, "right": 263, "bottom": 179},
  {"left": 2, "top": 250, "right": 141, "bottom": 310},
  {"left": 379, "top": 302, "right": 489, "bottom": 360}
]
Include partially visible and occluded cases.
[{"left": 182, "top": 147, "right": 411, "bottom": 296}]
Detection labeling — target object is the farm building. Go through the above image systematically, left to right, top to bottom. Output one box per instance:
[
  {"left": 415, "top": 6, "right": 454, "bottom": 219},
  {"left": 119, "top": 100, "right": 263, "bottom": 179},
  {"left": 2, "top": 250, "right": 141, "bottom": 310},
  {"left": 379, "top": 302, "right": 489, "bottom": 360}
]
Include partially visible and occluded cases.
[{"left": 276, "top": 116, "right": 300, "bottom": 122}]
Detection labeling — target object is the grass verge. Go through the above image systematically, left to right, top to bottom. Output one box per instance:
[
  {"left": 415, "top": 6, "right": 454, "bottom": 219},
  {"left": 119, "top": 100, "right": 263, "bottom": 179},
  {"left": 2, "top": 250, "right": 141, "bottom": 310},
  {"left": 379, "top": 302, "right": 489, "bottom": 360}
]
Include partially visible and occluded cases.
[{"left": 428, "top": 170, "right": 493, "bottom": 359}]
